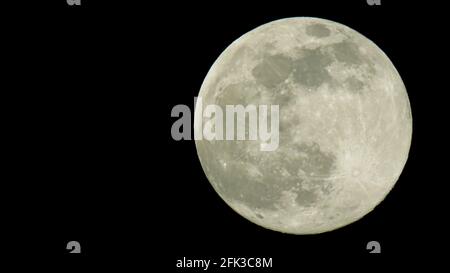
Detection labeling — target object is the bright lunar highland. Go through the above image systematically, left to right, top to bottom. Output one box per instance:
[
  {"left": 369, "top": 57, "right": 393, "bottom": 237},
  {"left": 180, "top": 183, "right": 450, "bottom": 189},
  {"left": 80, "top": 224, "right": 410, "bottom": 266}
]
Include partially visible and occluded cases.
[{"left": 194, "top": 17, "right": 412, "bottom": 234}]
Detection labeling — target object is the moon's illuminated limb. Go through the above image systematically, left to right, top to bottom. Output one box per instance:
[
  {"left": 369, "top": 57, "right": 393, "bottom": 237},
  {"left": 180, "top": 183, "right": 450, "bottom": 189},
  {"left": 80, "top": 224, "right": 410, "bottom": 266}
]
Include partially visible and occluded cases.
[{"left": 194, "top": 17, "right": 412, "bottom": 234}]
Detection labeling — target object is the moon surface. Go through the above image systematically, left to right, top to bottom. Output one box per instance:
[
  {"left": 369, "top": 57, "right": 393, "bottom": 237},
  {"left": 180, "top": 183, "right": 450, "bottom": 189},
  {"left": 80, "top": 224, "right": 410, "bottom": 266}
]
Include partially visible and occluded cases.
[{"left": 194, "top": 17, "right": 412, "bottom": 234}]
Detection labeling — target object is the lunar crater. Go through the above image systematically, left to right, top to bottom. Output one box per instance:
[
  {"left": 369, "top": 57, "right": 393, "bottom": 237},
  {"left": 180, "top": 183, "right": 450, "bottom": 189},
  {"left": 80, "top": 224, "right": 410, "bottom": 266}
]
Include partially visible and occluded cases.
[{"left": 305, "top": 23, "right": 331, "bottom": 38}]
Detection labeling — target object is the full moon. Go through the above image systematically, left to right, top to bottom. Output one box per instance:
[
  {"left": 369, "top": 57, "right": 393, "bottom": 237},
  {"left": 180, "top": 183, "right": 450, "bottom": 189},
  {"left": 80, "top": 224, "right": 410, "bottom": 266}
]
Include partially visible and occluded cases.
[{"left": 194, "top": 17, "right": 412, "bottom": 234}]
